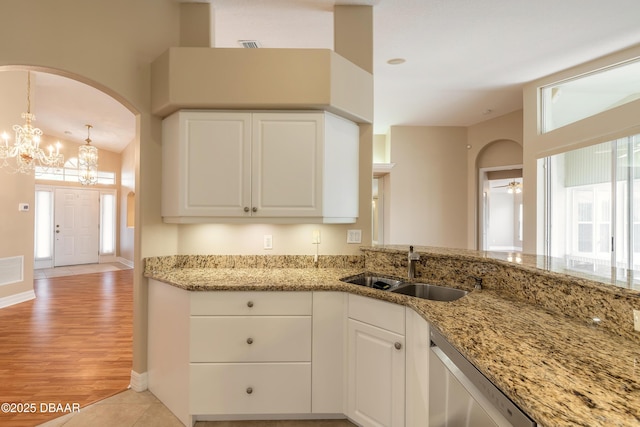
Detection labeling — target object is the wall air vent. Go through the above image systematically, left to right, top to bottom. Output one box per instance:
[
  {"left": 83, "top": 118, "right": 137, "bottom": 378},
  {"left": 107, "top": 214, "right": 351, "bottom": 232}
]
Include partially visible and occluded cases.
[
  {"left": 239, "top": 40, "right": 261, "bottom": 48},
  {"left": 0, "top": 256, "right": 23, "bottom": 286}
]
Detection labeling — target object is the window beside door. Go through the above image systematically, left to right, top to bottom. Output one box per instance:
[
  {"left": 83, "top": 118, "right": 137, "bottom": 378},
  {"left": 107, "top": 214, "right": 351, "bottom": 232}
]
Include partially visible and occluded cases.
[{"left": 34, "top": 187, "right": 117, "bottom": 266}]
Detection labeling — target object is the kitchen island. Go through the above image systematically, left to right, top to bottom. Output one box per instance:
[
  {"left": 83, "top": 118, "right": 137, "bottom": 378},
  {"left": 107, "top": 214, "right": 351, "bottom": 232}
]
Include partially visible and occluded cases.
[{"left": 144, "top": 249, "right": 640, "bottom": 427}]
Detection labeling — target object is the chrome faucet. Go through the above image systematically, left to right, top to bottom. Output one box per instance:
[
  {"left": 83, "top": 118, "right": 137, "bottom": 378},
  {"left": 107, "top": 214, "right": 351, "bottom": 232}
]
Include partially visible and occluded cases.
[{"left": 408, "top": 245, "right": 420, "bottom": 279}]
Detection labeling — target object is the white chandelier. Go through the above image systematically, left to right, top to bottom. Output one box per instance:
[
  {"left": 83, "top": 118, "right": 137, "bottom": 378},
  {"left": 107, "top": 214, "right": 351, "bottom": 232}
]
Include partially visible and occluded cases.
[
  {"left": 0, "top": 71, "right": 64, "bottom": 174},
  {"left": 78, "top": 124, "right": 98, "bottom": 185}
]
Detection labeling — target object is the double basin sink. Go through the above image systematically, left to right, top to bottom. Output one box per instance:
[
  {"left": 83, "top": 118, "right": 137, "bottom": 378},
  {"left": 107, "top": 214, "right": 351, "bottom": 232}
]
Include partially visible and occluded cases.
[{"left": 340, "top": 273, "right": 468, "bottom": 302}]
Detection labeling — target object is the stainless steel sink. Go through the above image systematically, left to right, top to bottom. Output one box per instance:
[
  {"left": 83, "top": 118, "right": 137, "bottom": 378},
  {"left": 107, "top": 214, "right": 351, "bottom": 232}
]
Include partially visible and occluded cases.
[
  {"left": 340, "top": 273, "right": 403, "bottom": 290},
  {"left": 390, "top": 283, "right": 468, "bottom": 301}
]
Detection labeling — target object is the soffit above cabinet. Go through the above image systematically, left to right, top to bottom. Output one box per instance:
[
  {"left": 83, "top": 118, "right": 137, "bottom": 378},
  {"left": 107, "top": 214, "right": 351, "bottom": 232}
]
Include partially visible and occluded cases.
[{"left": 151, "top": 48, "right": 373, "bottom": 124}]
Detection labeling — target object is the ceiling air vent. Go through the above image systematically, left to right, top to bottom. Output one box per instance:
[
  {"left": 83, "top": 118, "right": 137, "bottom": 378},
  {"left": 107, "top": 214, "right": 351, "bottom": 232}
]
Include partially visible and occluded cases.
[{"left": 239, "top": 40, "right": 261, "bottom": 48}]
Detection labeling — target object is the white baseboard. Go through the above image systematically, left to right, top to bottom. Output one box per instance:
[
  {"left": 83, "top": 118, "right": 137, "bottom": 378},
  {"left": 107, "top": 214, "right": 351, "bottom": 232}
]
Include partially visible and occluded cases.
[
  {"left": 118, "top": 257, "right": 134, "bottom": 268},
  {"left": 0, "top": 290, "right": 36, "bottom": 309},
  {"left": 130, "top": 370, "right": 148, "bottom": 392}
]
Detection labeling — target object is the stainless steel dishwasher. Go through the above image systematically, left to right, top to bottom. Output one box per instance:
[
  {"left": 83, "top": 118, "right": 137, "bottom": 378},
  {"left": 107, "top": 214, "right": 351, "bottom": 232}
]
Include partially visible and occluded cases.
[{"left": 429, "top": 328, "right": 537, "bottom": 427}]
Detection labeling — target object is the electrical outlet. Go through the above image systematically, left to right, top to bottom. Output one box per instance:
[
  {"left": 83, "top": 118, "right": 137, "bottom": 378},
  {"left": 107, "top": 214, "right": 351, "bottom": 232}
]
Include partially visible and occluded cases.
[
  {"left": 347, "top": 229, "right": 362, "bottom": 244},
  {"left": 312, "top": 230, "right": 321, "bottom": 244},
  {"left": 263, "top": 235, "right": 273, "bottom": 250},
  {"left": 634, "top": 309, "right": 640, "bottom": 332}
]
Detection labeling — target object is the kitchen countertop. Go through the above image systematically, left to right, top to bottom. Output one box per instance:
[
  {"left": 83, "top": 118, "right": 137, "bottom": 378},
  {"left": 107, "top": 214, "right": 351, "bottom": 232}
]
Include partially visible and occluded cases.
[{"left": 145, "top": 266, "right": 640, "bottom": 427}]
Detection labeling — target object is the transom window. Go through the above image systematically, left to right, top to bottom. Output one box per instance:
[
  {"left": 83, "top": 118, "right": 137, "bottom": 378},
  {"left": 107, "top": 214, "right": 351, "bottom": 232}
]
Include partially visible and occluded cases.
[{"left": 35, "top": 157, "right": 116, "bottom": 185}]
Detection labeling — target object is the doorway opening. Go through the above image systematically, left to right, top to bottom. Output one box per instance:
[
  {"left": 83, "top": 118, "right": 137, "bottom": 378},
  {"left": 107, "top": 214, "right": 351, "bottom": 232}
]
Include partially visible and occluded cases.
[
  {"left": 0, "top": 67, "right": 137, "bottom": 419},
  {"left": 479, "top": 166, "right": 523, "bottom": 252}
]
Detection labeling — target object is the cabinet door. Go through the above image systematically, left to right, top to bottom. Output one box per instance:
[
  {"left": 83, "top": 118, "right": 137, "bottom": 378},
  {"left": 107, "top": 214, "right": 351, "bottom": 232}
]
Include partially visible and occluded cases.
[
  {"left": 163, "top": 111, "right": 251, "bottom": 218},
  {"left": 251, "top": 113, "right": 322, "bottom": 217},
  {"left": 348, "top": 319, "right": 405, "bottom": 427}
]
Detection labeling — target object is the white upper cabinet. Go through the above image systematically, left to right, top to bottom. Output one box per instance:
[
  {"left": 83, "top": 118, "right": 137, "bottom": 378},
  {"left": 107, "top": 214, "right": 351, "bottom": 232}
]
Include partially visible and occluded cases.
[{"left": 162, "top": 110, "right": 359, "bottom": 223}]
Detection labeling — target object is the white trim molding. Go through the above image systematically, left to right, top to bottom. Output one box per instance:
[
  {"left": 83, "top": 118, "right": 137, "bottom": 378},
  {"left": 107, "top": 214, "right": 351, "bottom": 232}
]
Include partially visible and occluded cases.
[
  {"left": 117, "top": 257, "right": 134, "bottom": 269},
  {"left": 0, "top": 290, "right": 36, "bottom": 309},
  {"left": 130, "top": 370, "right": 148, "bottom": 392}
]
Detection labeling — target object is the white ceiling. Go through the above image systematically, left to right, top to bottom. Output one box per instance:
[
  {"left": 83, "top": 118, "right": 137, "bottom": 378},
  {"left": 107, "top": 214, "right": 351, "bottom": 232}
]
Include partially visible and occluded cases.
[{"left": 6, "top": 0, "right": 640, "bottom": 152}]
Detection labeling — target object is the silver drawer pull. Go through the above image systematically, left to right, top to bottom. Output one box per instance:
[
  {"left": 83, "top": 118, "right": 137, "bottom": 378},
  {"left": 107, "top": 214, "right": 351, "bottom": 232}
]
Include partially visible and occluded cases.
[
  {"left": 247, "top": 301, "right": 254, "bottom": 308},
  {"left": 246, "top": 337, "right": 253, "bottom": 344},
  {"left": 394, "top": 342, "right": 402, "bottom": 350},
  {"left": 246, "top": 387, "right": 253, "bottom": 394}
]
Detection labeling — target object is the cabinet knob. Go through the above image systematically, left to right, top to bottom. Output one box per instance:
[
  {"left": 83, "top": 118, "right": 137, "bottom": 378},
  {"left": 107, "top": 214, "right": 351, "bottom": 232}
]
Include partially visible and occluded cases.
[
  {"left": 244, "top": 207, "right": 250, "bottom": 213},
  {"left": 252, "top": 207, "right": 258, "bottom": 213},
  {"left": 247, "top": 301, "right": 254, "bottom": 308},
  {"left": 246, "top": 337, "right": 253, "bottom": 344},
  {"left": 394, "top": 342, "right": 402, "bottom": 350},
  {"left": 246, "top": 387, "right": 253, "bottom": 394}
]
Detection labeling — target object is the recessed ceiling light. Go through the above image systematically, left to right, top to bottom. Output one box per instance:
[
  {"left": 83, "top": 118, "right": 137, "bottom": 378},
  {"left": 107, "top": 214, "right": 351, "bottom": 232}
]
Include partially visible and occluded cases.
[
  {"left": 387, "top": 58, "right": 406, "bottom": 65},
  {"left": 482, "top": 109, "right": 494, "bottom": 115}
]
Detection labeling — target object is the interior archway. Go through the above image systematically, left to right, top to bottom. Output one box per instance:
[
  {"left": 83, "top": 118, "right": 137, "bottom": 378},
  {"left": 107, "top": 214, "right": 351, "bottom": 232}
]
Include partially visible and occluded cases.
[
  {"left": 0, "top": 66, "right": 138, "bottom": 424},
  {"left": 476, "top": 139, "right": 523, "bottom": 251}
]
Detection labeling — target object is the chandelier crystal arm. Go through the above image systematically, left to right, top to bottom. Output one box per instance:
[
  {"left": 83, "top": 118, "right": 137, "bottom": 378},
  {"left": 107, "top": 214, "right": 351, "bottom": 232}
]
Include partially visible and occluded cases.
[{"left": 0, "top": 71, "right": 64, "bottom": 174}]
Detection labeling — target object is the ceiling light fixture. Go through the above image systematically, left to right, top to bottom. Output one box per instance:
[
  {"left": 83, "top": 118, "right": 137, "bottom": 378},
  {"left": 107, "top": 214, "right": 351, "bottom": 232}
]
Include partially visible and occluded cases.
[
  {"left": 387, "top": 58, "right": 406, "bottom": 65},
  {"left": 0, "top": 71, "right": 64, "bottom": 174},
  {"left": 78, "top": 124, "right": 98, "bottom": 185},
  {"left": 493, "top": 180, "right": 522, "bottom": 194},
  {"left": 506, "top": 181, "right": 522, "bottom": 194}
]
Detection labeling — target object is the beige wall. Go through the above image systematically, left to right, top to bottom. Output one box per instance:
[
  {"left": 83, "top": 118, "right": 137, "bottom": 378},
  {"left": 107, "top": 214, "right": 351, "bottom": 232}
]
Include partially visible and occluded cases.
[
  {"left": 0, "top": 0, "right": 182, "bottom": 376},
  {"left": 0, "top": 0, "right": 375, "bottom": 378},
  {"left": 0, "top": 70, "right": 36, "bottom": 299},
  {"left": 466, "top": 110, "right": 523, "bottom": 249},
  {"left": 387, "top": 126, "right": 468, "bottom": 247},
  {"left": 120, "top": 140, "right": 136, "bottom": 263}
]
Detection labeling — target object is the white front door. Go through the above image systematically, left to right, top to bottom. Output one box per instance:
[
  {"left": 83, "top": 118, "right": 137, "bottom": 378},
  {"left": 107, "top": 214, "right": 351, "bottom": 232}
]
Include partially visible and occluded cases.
[{"left": 54, "top": 188, "right": 100, "bottom": 266}]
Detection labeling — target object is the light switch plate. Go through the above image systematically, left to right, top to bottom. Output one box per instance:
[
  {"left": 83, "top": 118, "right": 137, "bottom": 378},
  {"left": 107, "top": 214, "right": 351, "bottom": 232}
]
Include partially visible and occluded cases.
[
  {"left": 347, "top": 229, "right": 362, "bottom": 244},
  {"left": 312, "top": 230, "right": 321, "bottom": 244},
  {"left": 263, "top": 235, "right": 273, "bottom": 250}
]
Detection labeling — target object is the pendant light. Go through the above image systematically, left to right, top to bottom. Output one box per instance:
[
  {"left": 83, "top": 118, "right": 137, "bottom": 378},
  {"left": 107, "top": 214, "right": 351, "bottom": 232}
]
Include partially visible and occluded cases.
[{"left": 78, "top": 124, "right": 98, "bottom": 185}]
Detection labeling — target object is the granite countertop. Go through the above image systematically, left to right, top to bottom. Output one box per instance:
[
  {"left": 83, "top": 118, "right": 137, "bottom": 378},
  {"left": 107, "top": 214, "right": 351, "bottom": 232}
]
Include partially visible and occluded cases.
[{"left": 145, "top": 266, "right": 640, "bottom": 427}]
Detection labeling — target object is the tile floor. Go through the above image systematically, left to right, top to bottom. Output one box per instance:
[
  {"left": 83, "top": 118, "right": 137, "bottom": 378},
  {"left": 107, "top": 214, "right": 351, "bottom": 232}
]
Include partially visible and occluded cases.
[
  {"left": 34, "top": 262, "right": 133, "bottom": 279},
  {"left": 37, "top": 389, "right": 357, "bottom": 427}
]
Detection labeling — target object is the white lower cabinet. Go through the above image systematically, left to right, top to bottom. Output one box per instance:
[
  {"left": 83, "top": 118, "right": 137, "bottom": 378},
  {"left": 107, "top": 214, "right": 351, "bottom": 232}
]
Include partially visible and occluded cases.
[
  {"left": 148, "top": 283, "right": 442, "bottom": 427},
  {"left": 148, "top": 283, "right": 347, "bottom": 426},
  {"left": 189, "top": 292, "right": 312, "bottom": 418},
  {"left": 347, "top": 294, "right": 406, "bottom": 427},
  {"left": 190, "top": 363, "right": 311, "bottom": 414}
]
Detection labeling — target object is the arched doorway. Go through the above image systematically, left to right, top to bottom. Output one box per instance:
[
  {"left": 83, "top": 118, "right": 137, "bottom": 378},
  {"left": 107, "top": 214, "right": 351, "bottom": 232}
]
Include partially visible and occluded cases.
[
  {"left": 0, "top": 67, "right": 138, "bottom": 424},
  {"left": 476, "top": 139, "right": 523, "bottom": 251}
]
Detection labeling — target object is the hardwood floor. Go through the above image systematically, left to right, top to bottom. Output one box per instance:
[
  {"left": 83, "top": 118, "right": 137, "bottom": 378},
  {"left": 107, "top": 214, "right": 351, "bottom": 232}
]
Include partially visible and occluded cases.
[{"left": 0, "top": 269, "right": 133, "bottom": 427}]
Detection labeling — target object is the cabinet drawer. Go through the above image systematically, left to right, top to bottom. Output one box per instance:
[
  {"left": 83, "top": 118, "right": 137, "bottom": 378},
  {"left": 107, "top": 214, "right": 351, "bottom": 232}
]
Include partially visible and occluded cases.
[
  {"left": 190, "top": 291, "right": 312, "bottom": 316},
  {"left": 348, "top": 294, "right": 405, "bottom": 335},
  {"left": 190, "top": 316, "right": 311, "bottom": 362},
  {"left": 190, "top": 362, "right": 311, "bottom": 414}
]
